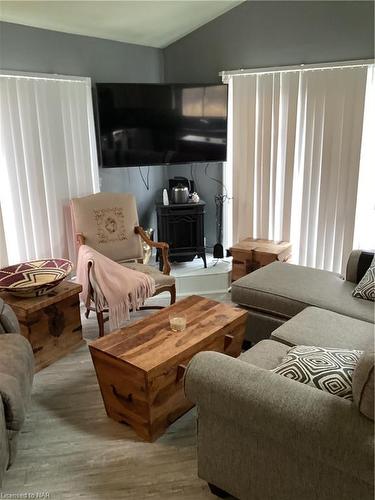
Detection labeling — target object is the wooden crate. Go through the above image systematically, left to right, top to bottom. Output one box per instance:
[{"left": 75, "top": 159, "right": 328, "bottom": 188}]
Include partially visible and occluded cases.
[
  {"left": 230, "top": 238, "right": 292, "bottom": 281},
  {"left": 0, "top": 281, "right": 84, "bottom": 372},
  {"left": 89, "top": 295, "right": 247, "bottom": 442}
]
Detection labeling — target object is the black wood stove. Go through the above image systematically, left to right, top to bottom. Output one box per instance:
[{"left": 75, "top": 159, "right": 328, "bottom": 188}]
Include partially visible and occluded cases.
[{"left": 156, "top": 201, "right": 207, "bottom": 270}]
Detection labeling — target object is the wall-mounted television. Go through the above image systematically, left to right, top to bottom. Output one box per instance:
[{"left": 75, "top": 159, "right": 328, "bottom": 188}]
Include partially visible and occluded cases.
[{"left": 95, "top": 83, "right": 228, "bottom": 167}]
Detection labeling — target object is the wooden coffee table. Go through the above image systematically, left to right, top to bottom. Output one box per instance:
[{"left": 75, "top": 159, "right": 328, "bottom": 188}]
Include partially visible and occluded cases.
[
  {"left": 229, "top": 238, "right": 292, "bottom": 281},
  {"left": 89, "top": 295, "right": 247, "bottom": 442}
]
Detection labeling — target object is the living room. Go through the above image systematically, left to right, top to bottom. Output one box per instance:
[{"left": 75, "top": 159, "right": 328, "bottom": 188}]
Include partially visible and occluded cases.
[{"left": 0, "top": 1, "right": 374, "bottom": 499}]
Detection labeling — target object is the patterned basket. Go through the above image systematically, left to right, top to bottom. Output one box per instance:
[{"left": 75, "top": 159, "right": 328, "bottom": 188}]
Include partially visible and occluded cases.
[{"left": 0, "top": 259, "right": 73, "bottom": 297}]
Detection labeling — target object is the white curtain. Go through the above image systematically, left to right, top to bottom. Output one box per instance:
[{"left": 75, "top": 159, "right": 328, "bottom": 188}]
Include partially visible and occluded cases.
[
  {"left": 227, "top": 65, "right": 368, "bottom": 273},
  {"left": 353, "top": 65, "right": 375, "bottom": 252},
  {"left": 0, "top": 72, "right": 99, "bottom": 266}
]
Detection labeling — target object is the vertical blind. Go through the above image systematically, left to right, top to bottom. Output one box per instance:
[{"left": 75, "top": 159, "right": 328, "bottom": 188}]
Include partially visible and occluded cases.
[
  {"left": 225, "top": 64, "right": 370, "bottom": 273},
  {"left": 353, "top": 65, "right": 375, "bottom": 251},
  {"left": 230, "top": 71, "right": 299, "bottom": 244},
  {"left": 0, "top": 72, "right": 99, "bottom": 266}
]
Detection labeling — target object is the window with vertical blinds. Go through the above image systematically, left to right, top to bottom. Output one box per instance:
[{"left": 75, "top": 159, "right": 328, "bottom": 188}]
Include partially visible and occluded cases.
[{"left": 225, "top": 64, "right": 373, "bottom": 273}]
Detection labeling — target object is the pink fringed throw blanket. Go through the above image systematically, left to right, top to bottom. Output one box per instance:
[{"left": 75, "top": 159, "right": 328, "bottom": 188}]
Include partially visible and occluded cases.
[{"left": 76, "top": 245, "right": 155, "bottom": 330}]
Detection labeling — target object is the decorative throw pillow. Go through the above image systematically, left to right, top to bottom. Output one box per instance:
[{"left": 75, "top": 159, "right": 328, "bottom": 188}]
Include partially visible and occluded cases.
[
  {"left": 352, "top": 255, "right": 375, "bottom": 301},
  {"left": 272, "top": 345, "right": 363, "bottom": 400}
]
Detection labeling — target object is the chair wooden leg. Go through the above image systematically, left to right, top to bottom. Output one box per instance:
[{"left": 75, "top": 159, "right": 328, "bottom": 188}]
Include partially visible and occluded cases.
[
  {"left": 170, "top": 284, "right": 176, "bottom": 304},
  {"left": 85, "top": 308, "right": 90, "bottom": 319},
  {"left": 96, "top": 311, "right": 105, "bottom": 337}
]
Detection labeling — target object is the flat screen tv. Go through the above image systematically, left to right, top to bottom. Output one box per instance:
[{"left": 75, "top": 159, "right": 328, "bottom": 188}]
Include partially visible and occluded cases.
[{"left": 95, "top": 83, "right": 228, "bottom": 167}]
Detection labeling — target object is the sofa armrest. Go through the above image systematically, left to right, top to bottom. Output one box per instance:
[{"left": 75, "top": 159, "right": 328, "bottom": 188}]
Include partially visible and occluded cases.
[
  {"left": 346, "top": 250, "right": 374, "bottom": 284},
  {"left": 0, "top": 299, "right": 20, "bottom": 334},
  {"left": 0, "top": 335, "right": 34, "bottom": 432},
  {"left": 185, "top": 351, "right": 374, "bottom": 484},
  {"left": 0, "top": 400, "right": 9, "bottom": 486}
]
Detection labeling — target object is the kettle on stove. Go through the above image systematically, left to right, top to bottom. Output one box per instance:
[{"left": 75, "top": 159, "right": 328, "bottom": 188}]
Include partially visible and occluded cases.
[{"left": 171, "top": 179, "right": 191, "bottom": 204}]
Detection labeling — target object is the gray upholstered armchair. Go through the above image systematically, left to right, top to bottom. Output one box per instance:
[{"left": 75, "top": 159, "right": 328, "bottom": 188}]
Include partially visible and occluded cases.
[
  {"left": 71, "top": 192, "right": 176, "bottom": 336},
  {"left": 0, "top": 298, "right": 34, "bottom": 487}
]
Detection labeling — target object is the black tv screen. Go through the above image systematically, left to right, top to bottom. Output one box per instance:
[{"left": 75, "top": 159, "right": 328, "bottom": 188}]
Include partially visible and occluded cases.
[{"left": 96, "top": 83, "right": 228, "bottom": 167}]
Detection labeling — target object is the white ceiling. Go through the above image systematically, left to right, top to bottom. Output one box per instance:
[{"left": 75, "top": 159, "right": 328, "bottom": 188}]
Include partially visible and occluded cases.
[{"left": 0, "top": 0, "right": 244, "bottom": 48}]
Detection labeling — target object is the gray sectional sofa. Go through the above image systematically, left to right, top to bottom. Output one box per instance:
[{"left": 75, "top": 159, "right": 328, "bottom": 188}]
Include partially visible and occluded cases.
[
  {"left": 185, "top": 250, "right": 374, "bottom": 499},
  {"left": 231, "top": 250, "right": 374, "bottom": 343},
  {"left": 0, "top": 298, "right": 34, "bottom": 487},
  {"left": 186, "top": 306, "right": 374, "bottom": 500},
  {"left": 186, "top": 322, "right": 374, "bottom": 499}
]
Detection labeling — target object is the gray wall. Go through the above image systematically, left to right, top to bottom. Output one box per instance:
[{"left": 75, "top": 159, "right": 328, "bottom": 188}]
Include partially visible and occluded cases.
[
  {"left": 164, "top": 1, "right": 374, "bottom": 83},
  {"left": 0, "top": 21, "right": 167, "bottom": 233},
  {"left": 0, "top": 21, "right": 163, "bottom": 82}
]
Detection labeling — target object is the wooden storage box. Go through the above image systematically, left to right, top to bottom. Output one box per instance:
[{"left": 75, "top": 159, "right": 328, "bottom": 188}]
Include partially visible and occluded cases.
[
  {"left": 230, "top": 238, "right": 292, "bottom": 281},
  {"left": 0, "top": 281, "right": 84, "bottom": 372},
  {"left": 89, "top": 295, "right": 247, "bottom": 442}
]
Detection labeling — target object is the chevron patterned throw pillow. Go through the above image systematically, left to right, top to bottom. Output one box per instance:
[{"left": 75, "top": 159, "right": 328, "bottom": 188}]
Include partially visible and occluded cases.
[{"left": 272, "top": 345, "right": 363, "bottom": 400}]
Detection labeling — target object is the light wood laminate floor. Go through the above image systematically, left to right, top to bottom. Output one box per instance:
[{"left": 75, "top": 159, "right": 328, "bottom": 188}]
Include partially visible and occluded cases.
[{"left": 2, "top": 293, "right": 233, "bottom": 499}]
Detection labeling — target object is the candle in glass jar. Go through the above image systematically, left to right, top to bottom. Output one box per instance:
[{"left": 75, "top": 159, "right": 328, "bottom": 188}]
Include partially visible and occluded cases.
[{"left": 169, "top": 314, "right": 187, "bottom": 332}]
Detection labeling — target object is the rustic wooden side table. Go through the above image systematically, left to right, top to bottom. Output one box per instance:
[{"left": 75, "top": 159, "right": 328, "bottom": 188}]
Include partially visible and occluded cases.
[
  {"left": 229, "top": 238, "right": 292, "bottom": 281},
  {"left": 0, "top": 281, "right": 84, "bottom": 372}
]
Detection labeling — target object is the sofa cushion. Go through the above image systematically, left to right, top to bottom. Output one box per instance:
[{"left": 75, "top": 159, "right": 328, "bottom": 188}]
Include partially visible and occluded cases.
[
  {"left": 346, "top": 250, "right": 375, "bottom": 284},
  {"left": 352, "top": 256, "right": 375, "bottom": 302},
  {"left": 231, "top": 261, "right": 374, "bottom": 324},
  {"left": 121, "top": 262, "right": 175, "bottom": 288},
  {"left": 271, "top": 307, "right": 374, "bottom": 351},
  {"left": 0, "top": 334, "right": 34, "bottom": 431},
  {"left": 240, "top": 339, "right": 290, "bottom": 370},
  {"left": 272, "top": 345, "right": 362, "bottom": 400},
  {"left": 352, "top": 351, "right": 374, "bottom": 421}
]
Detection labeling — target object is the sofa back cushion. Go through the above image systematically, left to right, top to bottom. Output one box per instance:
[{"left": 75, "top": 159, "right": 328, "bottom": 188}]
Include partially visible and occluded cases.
[
  {"left": 346, "top": 250, "right": 375, "bottom": 284},
  {"left": 356, "top": 252, "right": 374, "bottom": 283},
  {"left": 352, "top": 255, "right": 375, "bottom": 302},
  {"left": 352, "top": 351, "right": 374, "bottom": 421}
]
